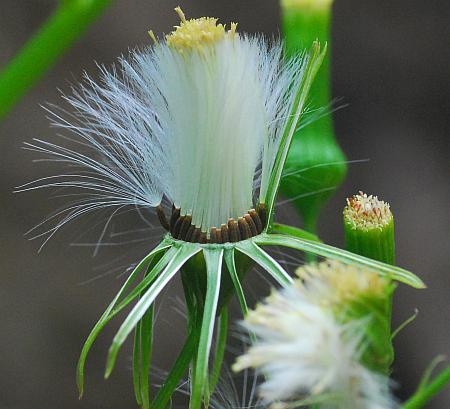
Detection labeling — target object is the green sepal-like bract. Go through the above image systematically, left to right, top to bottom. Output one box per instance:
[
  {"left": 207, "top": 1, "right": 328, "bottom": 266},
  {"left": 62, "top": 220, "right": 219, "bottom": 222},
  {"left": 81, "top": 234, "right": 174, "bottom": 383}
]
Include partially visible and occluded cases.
[
  {"left": 344, "top": 213, "right": 396, "bottom": 265},
  {"left": 76, "top": 229, "right": 423, "bottom": 408},
  {"left": 339, "top": 284, "right": 396, "bottom": 374}
]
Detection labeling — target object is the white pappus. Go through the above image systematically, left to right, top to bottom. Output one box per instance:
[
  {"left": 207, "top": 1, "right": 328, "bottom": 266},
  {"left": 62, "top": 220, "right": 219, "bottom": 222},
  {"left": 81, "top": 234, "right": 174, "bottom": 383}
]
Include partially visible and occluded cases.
[
  {"left": 18, "top": 8, "right": 308, "bottom": 242},
  {"left": 233, "top": 268, "right": 396, "bottom": 409}
]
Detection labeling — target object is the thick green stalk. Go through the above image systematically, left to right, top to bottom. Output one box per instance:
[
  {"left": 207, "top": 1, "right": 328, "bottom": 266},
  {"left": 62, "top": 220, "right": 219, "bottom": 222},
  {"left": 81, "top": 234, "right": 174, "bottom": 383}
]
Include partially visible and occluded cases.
[
  {"left": 0, "top": 0, "right": 113, "bottom": 120},
  {"left": 280, "top": 0, "right": 347, "bottom": 234},
  {"left": 343, "top": 192, "right": 396, "bottom": 374},
  {"left": 343, "top": 193, "right": 395, "bottom": 265},
  {"left": 344, "top": 219, "right": 395, "bottom": 264},
  {"left": 403, "top": 364, "right": 450, "bottom": 409}
]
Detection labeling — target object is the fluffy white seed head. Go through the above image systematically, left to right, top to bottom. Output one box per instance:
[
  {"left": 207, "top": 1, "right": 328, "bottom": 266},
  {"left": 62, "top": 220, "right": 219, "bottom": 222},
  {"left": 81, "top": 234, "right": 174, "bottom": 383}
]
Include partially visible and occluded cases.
[
  {"left": 20, "top": 10, "right": 307, "bottom": 237},
  {"left": 294, "top": 259, "right": 389, "bottom": 308},
  {"left": 233, "top": 270, "right": 395, "bottom": 409}
]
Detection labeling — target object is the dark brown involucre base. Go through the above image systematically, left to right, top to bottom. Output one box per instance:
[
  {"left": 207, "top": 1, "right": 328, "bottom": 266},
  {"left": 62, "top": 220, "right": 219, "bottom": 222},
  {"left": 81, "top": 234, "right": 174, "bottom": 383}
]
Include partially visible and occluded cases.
[{"left": 156, "top": 203, "right": 267, "bottom": 243}]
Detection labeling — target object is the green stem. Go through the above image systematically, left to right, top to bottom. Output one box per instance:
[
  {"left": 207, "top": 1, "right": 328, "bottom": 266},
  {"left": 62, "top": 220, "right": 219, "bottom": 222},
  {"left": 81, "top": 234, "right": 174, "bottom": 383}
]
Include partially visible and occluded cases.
[
  {"left": 0, "top": 0, "right": 113, "bottom": 120},
  {"left": 279, "top": 1, "right": 347, "bottom": 237},
  {"left": 344, "top": 219, "right": 395, "bottom": 265},
  {"left": 152, "top": 281, "right": 203, "bottom": 409},
  {"left": 208, "top": 308, "right": 228, "bottom": 398},
  {"left": 151, "top": 326, "right": 200, "bottom": 409},
  {"left": 403, "top": 364, "right": 450, "bottom": 409}
]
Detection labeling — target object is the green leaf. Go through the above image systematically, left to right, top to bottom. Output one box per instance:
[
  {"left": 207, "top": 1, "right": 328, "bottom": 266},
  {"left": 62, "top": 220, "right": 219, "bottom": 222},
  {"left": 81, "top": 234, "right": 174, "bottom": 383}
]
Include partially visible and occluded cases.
[
  {"left": 264, "top": 41, "right": 327, "bottom": 224},
  {"left": 254, "top": 233, "right": 425, "bottom": 289},
  {"left": 76, "top": 239, "right": 171, "bottom": 397},
  {"left": 236, "top": 240, "right": 293, "bottom": 287},
  {"left": 105, "top": 243, "right": 201, "bottom": 379},
  {"left": 111, "top": 246, "right": 177, "bottom": 314},
  {"left": 190, "top": 248, "right": 223, "bottom": 409},
  {"left": 224, "top": 248, "right": 249, "bottom": 316},
  {"left": 224, "top": 248, "right": 258, "bottom": 345},
  {"left": 132, "top": 251, "right": 166, "bottom": 407},
  {"left": 132, "top": 304, "right": 155, "bottom": 408},
  {"left": 139, "top": 304, "right": 154, "bottom": 409},
  {"left": 132, "top": 321, "right": 143, "bottom": 406}
]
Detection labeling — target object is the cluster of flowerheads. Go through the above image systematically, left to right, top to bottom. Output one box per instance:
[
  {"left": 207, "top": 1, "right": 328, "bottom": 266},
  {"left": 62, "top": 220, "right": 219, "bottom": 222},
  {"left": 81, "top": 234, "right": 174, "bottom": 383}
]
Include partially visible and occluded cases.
[
  {"left": 19, "top": 6, "right": 424, "bottom": 409},
  {"left": 234, "top": 260, "right": 397, "bottom": 409}
]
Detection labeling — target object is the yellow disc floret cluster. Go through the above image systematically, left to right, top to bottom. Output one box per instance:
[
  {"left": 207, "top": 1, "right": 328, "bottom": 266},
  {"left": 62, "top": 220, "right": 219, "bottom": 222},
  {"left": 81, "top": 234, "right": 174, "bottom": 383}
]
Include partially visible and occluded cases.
[
  {"left": 166, "top": 7, "right": 237, "bottom": 53},
  {"left": 343, "top": 191, "right": 393, "bottom": 231},
  {"left": 295, "top": 259, "right": 388, "bottom": 305}
]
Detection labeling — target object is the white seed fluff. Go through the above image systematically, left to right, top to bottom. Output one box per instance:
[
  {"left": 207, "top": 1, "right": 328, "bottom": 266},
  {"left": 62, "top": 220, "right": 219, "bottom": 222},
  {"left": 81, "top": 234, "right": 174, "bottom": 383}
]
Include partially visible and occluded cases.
[
  {"left": 19, "top": 22, "right": 307, "bottom": 236},
  {"left": 233, "top": 283, "right": 396, "bottom": 409}
]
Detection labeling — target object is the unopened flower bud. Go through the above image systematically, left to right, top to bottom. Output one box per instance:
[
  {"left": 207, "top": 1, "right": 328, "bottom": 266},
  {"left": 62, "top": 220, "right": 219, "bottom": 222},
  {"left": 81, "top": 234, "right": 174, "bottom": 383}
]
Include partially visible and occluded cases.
[{"left": 344, "top": 191, "right": 395, "bottom": 264}]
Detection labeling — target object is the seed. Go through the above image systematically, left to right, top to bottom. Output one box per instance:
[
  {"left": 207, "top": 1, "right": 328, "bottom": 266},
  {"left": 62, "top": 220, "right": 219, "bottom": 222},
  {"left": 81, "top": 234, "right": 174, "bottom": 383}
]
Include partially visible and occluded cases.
[
  {"left": 257, "top": 203, "right": 267, "bottom": 228},
  {"left": 156, "top": 204, "right": 170, "bottom": 230},
  {"left": 170, "top": 206, "right": 181, "bottom": 231},
  {"left": 249, "top": 208, "right": 263, "bottom": 233},
  {"left": 244, "top": 213, "right": 258, "bottom": 236},
  {"left": 172, "top": 215, "right": 185, "bottom": 238},
  {"left": 179, "top": 215, "right": 192, "bottom": 240},
  {"left": 238, "top": 217, "right": 251, "bottom": 239},
  {"left": 228, "top": 218, "right": 240, "bottom": 242},
  {"left": 185, "top": 224, "right": 196, "bottom": 242},
  {"left": 220, "top": 224, "right": 229, "bottom": 242},
  {"left": 191, "top": 227, "right": 201, "bottom": 243},
  {"left": 210, "top": 227, "right": 219, "bottom": 243},
  {"left": 199, "top": 231, "right": 207, "bottom": 244}
]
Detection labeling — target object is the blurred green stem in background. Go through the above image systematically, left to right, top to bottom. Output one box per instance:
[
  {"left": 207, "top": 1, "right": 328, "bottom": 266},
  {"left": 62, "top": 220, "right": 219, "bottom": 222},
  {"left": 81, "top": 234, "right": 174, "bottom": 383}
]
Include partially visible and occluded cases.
[
  {"left": 0, "top": 0, "right": 113, "bottom": 121},
  {"left": 279, "top": 0, "right": 347, "bottom": 239},
  {"left": 403, "top": 363, "right": 450, "bottom": 409}
]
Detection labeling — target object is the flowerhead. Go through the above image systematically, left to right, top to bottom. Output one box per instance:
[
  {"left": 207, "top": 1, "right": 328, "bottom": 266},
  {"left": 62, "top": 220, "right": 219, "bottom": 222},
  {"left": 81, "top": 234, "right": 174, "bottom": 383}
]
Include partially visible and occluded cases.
[
  {"left": 21, "top": 8, "right": 320, "bottom": 245},
  {"left": 344, "top": 192, "right": 393, "bottom": 232},
  {"left": 294, "top": 259, "right": 390, "bottom": 309},
  {"left": 233, "top": 260, "right": 395, "bottom": 408}
]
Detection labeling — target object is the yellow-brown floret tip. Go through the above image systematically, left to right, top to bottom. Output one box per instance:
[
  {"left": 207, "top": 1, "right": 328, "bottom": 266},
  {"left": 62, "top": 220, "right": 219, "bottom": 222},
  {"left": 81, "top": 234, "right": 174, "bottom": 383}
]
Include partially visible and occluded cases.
[
  {"left": 166, "top": 7, "right": 237, "bottom": 53},
  {"left": 344, "top": 191, "right": 393, "bottom": 231},
  {"left": 296, "top": 259, "right": 389, "bottom": 303}
]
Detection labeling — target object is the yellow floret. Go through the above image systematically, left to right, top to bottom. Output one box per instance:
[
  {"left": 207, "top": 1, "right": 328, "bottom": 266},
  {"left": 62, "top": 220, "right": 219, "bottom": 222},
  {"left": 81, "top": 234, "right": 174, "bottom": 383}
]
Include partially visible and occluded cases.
[
  {"left": 166, "top": 7, "right": 237, "bottom": 53},
  {"left": 343, "top": 191, "right": 393, "bottom": 232},
  {"left": 296, "top": 259, "right": 388, "bottom": 304}
]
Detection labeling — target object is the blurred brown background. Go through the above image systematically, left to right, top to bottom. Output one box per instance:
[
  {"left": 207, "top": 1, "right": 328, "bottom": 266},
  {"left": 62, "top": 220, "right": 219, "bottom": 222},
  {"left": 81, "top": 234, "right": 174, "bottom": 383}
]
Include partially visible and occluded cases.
[{"left": 1, "top": 0, "right": 449, "bottom": 408}]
